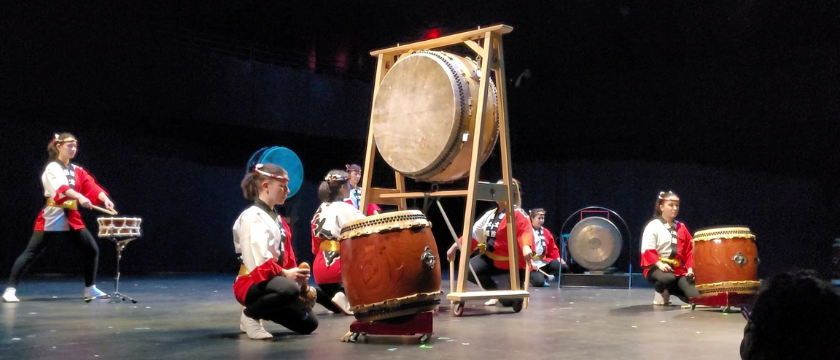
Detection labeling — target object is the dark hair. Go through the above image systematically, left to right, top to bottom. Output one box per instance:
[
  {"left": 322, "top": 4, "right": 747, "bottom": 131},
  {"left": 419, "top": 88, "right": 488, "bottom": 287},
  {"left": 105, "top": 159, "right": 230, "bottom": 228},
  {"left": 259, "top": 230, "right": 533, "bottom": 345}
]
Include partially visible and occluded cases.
[
  {"left": 47, "top": 132, "right": 77, "bottom": 161},
  {"left": 240, "top": 163, "right": 287, "bottom": 201},
  {"left": 345, "top": 164, "right": 362, "bottom": 172},
  {"left": 318, "top": 169, "right": 350, "bottom": 203},
  {"left": 652, "top": 190, "right": 679, "bottom": 218},
  {"left": 529, "top": 208, "right": 546, "bottom": 218},
  {"left": 740, "top": 269, "right": 840, "bottom": 359}
]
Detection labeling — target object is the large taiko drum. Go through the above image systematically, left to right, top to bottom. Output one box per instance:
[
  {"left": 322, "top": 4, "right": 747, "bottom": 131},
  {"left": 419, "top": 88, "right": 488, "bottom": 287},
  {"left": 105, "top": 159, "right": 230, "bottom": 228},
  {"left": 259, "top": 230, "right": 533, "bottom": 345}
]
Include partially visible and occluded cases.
[
  {"left": 371, "top": 50, "right": 500, "bottom": 183},
  {"left": 339, "top": 210, "right": 442, "bottom": 321},
  {"left": 692, "top": 226, "right": 761, "bottom": 306}
]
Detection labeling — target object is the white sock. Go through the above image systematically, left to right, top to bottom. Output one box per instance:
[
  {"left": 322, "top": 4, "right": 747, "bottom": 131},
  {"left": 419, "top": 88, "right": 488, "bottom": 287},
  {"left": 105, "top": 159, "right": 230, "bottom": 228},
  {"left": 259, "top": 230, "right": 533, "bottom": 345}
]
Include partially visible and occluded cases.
[
  {"left": 84, "top": 285, "right": 108, "bottom": 298},
  {"left": 3, "top": 288, "right": 20, "bottom": 303},
  {"left": 331, "top": 292, "right": 353, "bottom": 315},
  {"left": 240, "top": 310, "right": 272, "bottom": 340}
]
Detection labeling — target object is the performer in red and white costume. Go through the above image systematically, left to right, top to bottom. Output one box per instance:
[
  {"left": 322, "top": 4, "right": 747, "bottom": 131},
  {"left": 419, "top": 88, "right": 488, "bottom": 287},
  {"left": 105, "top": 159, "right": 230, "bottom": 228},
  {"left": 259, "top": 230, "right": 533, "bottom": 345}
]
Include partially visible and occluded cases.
[
  {"left": 3, "top": 133, "right": 114, "bottom": 303},
  {"left": 233, "top": 163, "right": 317, "bottom": 340},
  {"left": 344, "top": 164, "right": 381, "bottom": 216},
  {"left": 310, "top": 169, "right": 365, "bottom": 315},
  {"left": 446, "top": 179, "right": 535, "bottom": 307},
  {"left": 640, "top": 191, "right": 700, "bottom": 305},
  {"left": 527, "top": 208, "right": 567, "bottom": 287}
]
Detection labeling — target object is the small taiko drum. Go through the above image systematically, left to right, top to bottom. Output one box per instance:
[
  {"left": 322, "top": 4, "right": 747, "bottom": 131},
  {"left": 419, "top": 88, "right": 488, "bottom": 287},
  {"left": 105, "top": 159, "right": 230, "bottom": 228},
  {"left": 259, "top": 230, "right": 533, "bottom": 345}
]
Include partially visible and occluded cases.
[
  {"left": 370, "top": 50, "right": 500, "bottom": 183},
  {"left": 339, "top": 210, "right": 442, "bottom": 321},
  {"left": 97, "top": 217, "right": 143, "bottom": 238},
  {"left": 691, "top": 226, "right": 761, "bottom": 307}
]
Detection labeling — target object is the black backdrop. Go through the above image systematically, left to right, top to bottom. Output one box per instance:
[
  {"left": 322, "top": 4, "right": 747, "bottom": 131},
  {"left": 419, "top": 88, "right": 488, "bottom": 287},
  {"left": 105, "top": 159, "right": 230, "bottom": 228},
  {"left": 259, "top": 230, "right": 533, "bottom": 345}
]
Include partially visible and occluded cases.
[{"left": 1, "top": 0, "right": 839, "bottom": 280}]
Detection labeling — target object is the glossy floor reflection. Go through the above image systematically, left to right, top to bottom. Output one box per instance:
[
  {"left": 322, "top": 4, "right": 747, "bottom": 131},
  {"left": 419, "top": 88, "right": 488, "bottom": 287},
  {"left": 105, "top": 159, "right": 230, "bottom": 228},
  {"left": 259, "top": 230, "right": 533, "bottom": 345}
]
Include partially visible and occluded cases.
[{"left": 0, "top": 274, "right": 746, "bottom": 360}]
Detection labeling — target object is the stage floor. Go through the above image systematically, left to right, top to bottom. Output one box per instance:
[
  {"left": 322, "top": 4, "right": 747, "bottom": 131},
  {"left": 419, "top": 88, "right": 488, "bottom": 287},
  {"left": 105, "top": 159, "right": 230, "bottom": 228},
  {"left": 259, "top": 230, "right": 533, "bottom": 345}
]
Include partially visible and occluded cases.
[{"left": 1, "top": 274, "right": 746, "bottom": 360}]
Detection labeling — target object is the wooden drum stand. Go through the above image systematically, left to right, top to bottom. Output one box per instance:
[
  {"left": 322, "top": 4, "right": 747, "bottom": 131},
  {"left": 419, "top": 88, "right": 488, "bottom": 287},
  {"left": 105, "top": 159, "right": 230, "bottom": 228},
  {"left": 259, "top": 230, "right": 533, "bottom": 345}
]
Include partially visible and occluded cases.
[{"left": 357, "top": 25, "right": 528, "bottom": 330}]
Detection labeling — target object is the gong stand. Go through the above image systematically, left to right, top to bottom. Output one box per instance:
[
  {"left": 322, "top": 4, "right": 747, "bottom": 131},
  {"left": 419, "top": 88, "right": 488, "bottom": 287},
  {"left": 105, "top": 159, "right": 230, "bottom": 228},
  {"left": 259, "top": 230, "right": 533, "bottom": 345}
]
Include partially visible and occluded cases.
[{"left": 359, "top": 24, "right": 529, "bottom": 316}]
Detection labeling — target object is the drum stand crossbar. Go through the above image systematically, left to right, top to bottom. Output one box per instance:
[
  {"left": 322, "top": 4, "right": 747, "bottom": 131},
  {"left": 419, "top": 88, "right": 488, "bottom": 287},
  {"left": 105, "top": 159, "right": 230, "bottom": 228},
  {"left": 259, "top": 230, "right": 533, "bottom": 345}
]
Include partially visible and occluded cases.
[{"left": 359, "top": 24, "right": 529, "bottom": 318}]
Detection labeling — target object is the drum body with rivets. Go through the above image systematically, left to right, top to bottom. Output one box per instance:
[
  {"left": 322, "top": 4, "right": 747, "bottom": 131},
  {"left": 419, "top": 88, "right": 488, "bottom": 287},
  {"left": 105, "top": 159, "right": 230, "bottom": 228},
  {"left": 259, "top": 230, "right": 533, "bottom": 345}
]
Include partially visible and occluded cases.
[
  {"left": 339, "top": 210, "right": 442, "bottom": 321},
  {"left": 692, "top": 226, "right": 760, "bottom": 298}
]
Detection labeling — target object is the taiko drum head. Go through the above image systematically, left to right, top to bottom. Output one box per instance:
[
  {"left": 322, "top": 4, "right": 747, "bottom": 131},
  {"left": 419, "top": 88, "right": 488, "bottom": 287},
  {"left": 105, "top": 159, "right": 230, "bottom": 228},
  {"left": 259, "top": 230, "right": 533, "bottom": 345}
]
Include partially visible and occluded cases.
[{"left": 371, "top": 51, "right": 499, "bottom": 183}]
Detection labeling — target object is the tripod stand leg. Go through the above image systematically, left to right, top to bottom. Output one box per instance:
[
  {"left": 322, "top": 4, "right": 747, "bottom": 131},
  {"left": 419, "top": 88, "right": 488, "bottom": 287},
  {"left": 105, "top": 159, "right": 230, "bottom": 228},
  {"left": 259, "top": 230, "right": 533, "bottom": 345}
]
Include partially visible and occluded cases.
[{"left": 109, "top": 239, "right": 138, "bottom": 304}]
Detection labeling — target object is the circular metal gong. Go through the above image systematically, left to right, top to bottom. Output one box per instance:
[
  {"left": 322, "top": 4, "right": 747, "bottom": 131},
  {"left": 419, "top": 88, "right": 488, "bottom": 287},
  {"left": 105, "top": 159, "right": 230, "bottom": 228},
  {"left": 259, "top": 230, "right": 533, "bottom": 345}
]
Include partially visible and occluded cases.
[{"left": 568, "top": 217, "right": 623, "bottom": 271}]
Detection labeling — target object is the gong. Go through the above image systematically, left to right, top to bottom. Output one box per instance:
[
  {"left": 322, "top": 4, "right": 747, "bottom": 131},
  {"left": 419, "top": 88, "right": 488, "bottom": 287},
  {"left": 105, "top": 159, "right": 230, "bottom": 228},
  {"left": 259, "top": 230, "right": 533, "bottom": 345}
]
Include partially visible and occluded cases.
[{"left": 568, "top": 217, "right": 623, "bottom": 271}]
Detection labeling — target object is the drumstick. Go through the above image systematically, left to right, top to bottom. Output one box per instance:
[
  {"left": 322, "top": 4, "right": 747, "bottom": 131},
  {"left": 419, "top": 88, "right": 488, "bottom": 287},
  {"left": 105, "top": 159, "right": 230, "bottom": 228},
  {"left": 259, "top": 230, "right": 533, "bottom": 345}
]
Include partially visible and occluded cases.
[
  {"left": 89, "top": 204, "right": 118, "bottom": 216},
  {"left": 523, "top": 261, "right": 531, "bottom": 309},
  {"left": 298, "top": 263, "right": 311, "bottom": 292}
]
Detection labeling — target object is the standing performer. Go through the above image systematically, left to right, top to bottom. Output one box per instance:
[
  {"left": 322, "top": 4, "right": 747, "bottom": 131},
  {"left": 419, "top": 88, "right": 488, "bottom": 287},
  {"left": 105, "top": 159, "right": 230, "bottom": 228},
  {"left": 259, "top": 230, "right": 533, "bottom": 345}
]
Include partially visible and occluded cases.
[
  {"left": 3, "top": 133, "right": 114, "bottom": 303},
  {"left": 233, "top": 163, "right": 318, "bottom": 340},
  {"left": 344, "top": 164, "right": 381, "bottom": 216},
  {"left": 310, "top": 169, "right": 366, "bottom": 315},
  {"left": 446, "top": 179, "right": 534, "bottom": 307},
  {"left": 640, "top": 191, "right": 700, "bottom": 305},
  {"left": 527, "top": 208, "right": 567, "bottom": 287}
]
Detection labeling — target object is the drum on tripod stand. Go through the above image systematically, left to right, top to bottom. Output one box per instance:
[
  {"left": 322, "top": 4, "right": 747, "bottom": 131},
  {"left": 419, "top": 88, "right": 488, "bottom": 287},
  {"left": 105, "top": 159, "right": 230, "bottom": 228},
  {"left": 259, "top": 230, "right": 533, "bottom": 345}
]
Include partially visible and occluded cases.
[{"left": 96, "top": 216, "right": 143, "bottom": 303}]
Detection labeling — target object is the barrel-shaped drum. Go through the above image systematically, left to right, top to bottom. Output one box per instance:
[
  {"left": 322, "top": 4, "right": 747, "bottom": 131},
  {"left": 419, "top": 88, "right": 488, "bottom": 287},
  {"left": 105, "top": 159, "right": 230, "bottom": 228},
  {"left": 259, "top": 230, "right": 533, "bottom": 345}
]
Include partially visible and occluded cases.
[
  {"left": 371, "top": 50, "right": 499, "bottom": 183},
  {"left": 340, "top": 210, "right": 442, "bottom": 321},
  {"left": 97, "top": 217, "right": 143, "bottom": 238},
  {"left": 692, "top": 226, "right": 761, "bottom": 298}
]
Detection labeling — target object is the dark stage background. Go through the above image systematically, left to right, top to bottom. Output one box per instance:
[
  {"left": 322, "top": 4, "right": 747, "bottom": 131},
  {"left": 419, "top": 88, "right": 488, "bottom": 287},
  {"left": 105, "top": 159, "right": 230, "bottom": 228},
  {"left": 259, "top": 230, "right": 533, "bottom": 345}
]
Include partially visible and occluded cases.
[{"left": 1, "top": 1, "right": 838, "bottom": 280}]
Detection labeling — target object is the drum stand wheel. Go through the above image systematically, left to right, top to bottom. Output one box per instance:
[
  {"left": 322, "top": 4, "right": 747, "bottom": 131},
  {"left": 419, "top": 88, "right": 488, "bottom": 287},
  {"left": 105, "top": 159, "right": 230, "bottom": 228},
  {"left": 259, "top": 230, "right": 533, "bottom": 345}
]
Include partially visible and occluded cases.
[
  {"left": 107, "top": 237, "right": 138, "bottom": 304},
  {"left": 452, "top": 301, "right": 465, "bottom": 316},
  {"left": 341, "top": 311, "right": 434, "bottom": 344}
]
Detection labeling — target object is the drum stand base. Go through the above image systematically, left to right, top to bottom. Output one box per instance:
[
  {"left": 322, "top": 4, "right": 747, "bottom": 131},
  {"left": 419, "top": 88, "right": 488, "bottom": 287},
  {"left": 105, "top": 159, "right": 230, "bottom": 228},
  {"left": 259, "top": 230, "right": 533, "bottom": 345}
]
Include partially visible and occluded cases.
[
  {"left": 96, "top": 237, "right": 138, "bottom": 304},
  {"left": 689, "top": 292, "right": 755, "bottom": 311},
  {"left": 341, "top": 311, "right": 434, "bottom": 344}
]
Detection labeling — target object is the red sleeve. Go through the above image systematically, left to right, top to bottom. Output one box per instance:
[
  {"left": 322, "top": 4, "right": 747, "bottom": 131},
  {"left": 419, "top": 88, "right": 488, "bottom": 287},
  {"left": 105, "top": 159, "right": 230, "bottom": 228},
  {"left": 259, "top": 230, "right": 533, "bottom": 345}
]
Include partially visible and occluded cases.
[
  {"left": 74, "top": 167, "right": 107, "bottom": 206},
  {"left": 55, "top": 185, "right": 72, "bottom": 201},
  {"left": 365, "top": 203, "right": 381, "bottom": 216},
  {"left": 515, "top": 211, "right": 535, "bottom": 249},
  {"left": 310, "top": 214, "right": 321, "bottom": 256},
  {"left": 281, "top": 220, "right": 297, "bottom": 269},
  {"left": 678, "top": 223, "right": 693, "bottom": 269},
  {"left": 544, "top": 229, "right": 560, "bottom": 261},
  {"left": 457, "top": 235, "right": 479, "bottom": 254},
  {"left": 641, "top": 249, "right": 661, "bottom": 268},
  {"left": 249, "top": 260, "right": 284, "bottom": 283}
]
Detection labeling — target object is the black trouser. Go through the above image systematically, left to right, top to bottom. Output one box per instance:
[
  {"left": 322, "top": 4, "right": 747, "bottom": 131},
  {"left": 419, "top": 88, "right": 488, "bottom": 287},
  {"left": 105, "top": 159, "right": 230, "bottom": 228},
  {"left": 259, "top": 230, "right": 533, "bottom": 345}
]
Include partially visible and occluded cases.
[
  {"left": 7, "top": 229, "right": 99, "bottom": 288},
  {"left": 467, "top": 254, "right": 526, "bottom": 290},
  {"left": 529, "top": 259, "right": 567, "bottom": 287},
  {"left": 645, "top": 268, "right": 700, "bottom": 299},
  {"left": 244, "top": 276, "right": 318, "bottom": 334},
  {"left": 315, "top": 282, "right": 344, "bottom": 313}
]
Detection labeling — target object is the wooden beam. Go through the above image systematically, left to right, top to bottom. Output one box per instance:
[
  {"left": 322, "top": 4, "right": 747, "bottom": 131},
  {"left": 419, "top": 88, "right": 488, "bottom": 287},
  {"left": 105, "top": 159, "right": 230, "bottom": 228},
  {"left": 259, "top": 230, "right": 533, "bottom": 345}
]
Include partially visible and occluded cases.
[
  {"left": 370, "top": 24, "right": 513, "bottom": 56},
  {"left": 377, "top": 190, "right": 470, "bottom": 199},
  {"left": 446, "top": 290, "right": 530, "bottom": 302}
]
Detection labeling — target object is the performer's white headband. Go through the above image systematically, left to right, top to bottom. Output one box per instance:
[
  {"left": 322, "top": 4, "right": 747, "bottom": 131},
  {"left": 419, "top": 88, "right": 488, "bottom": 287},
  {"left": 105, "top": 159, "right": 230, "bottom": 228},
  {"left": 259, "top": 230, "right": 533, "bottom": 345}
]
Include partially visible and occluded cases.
[
  {"left": 53, "top": 134, "right": 78, "bottom": 143},
  {"left": 254, "top": 164, "right": 289, "bottom": 183},
  {"left": 324, "top": 173, "right": 349, "bottom": 182},
  {"left": 658, "top": 191, "right": 680, "bottom": 202},
  {"left": 529, "top": 209, "right": 546, "bottom": 216}
]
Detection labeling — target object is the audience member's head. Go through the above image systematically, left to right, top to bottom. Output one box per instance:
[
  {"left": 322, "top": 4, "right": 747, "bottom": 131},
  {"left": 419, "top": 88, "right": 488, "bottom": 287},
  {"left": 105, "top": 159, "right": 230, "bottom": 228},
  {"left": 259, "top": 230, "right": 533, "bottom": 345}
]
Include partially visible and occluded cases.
[{"left": 740, "top": 269, "right": 840, "bottom": 359}]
